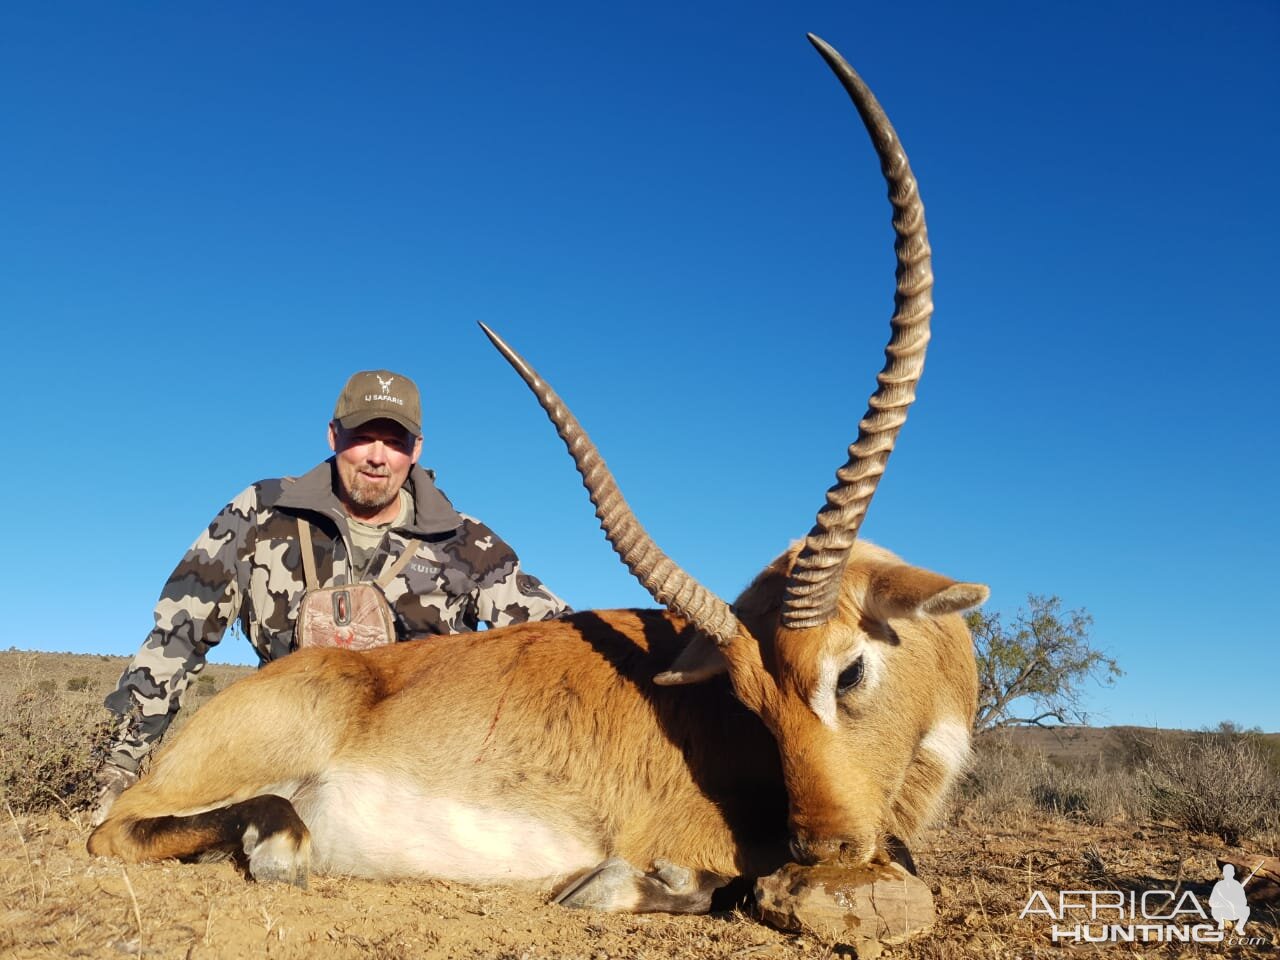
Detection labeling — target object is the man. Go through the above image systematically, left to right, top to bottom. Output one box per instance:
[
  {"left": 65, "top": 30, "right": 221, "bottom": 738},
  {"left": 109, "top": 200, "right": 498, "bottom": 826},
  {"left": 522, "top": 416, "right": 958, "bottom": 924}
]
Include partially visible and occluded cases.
[{"left": 92, "top": 369, "right": 569, "bottom": 822}]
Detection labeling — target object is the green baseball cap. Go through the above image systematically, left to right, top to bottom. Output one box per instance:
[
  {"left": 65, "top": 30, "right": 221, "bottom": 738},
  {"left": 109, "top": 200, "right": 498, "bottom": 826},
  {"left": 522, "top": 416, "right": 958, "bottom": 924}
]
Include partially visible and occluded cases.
[{"left": 333, "top": 370, "right": 422, "bottom": 437}]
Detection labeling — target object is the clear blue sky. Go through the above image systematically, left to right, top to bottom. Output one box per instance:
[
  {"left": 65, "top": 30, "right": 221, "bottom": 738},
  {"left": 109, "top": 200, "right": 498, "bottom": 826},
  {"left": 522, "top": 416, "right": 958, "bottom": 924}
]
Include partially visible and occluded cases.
[{"left": 2, "top": 1, "right": 1276, "bottom": 731}]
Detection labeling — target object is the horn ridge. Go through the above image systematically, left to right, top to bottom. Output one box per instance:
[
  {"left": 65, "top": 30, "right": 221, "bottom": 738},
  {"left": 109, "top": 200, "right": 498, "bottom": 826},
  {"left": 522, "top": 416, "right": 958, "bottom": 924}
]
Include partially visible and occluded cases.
[
  {"left": 782, "top": 36, "right": 934, "bottom": 630},
  {"left": 478, "top": 322, "right": 741, "bottom": 645}
]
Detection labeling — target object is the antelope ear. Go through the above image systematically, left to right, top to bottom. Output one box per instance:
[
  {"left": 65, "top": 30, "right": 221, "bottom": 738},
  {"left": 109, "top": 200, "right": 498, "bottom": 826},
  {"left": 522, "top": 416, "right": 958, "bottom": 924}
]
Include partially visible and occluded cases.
[
  {"left": 866, "top": 565, "right": 990, "bottom": 621},
  {"left": 921, "top": 582, "right": 990, "bottom": 616},
  {"left": 653, "top": 634, "right": 728, "bottom": 686}
]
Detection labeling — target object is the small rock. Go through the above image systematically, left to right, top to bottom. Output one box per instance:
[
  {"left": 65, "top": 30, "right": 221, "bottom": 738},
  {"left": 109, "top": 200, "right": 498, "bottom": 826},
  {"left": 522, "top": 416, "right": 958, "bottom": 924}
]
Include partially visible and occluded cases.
[{"left": 755, "top": 861, "right": 935, "bottom": 945}]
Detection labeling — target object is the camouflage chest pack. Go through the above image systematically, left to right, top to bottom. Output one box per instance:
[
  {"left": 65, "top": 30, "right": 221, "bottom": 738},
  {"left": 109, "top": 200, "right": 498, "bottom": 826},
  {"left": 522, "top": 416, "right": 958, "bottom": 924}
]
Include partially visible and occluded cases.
[{"left": 293, "top": 517, "right": 417, "bottom": 651}]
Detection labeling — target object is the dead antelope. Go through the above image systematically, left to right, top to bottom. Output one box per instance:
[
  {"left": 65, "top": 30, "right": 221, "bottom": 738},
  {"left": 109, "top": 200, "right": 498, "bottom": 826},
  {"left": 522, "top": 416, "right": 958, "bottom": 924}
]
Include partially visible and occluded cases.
[{"left": 88, "top": 35, "right": 987, "bottom": 914}]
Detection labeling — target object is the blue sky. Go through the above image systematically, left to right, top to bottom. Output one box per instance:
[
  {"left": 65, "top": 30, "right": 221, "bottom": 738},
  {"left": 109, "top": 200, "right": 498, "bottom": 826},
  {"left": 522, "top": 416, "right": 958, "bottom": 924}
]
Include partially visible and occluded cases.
[{"left": 2, "top": 1, "right": 1276, "bottom": 731}]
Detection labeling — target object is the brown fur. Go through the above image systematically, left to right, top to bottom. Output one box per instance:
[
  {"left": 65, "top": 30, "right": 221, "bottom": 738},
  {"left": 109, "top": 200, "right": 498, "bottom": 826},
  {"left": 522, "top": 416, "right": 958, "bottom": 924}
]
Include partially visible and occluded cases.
[{"left": 89, "top": 540, "right": 982, "bottom": 893}]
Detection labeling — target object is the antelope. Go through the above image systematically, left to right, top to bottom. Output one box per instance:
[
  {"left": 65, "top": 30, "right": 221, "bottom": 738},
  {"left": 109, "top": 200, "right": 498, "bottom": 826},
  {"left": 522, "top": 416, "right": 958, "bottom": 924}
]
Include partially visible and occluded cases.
[{"left": 88, "top": 35, "right": 988, "bottom": 914}]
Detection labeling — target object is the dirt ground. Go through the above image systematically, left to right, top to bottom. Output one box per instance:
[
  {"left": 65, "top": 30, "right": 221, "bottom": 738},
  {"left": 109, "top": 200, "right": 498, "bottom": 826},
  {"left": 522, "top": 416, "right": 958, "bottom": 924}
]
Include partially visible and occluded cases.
[{"left": 2, "top": 806, "right": 1276, "bottom": 960}]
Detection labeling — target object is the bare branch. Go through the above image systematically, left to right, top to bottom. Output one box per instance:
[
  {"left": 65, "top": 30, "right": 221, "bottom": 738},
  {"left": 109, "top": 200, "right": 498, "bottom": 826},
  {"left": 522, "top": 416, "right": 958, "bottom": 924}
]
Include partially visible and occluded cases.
[{"left": 991, "top": 710, "right": 1066, "bottom": 729}]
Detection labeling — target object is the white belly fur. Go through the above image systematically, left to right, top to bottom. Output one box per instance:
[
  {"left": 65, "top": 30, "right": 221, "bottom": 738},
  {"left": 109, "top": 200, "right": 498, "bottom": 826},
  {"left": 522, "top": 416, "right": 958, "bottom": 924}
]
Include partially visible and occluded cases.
[{"left": 292, "top": 767, "right": 603, "bottom": 884}]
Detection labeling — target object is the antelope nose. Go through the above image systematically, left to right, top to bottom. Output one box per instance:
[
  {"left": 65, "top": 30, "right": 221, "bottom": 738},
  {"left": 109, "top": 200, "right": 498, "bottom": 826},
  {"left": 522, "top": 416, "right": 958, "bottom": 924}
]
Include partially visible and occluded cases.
[
  {"left": 789, "top": 825, "right": 879, "bottom": 866},
  {"left": 789, "top": 834, "right": 843, "bottom": 866}
]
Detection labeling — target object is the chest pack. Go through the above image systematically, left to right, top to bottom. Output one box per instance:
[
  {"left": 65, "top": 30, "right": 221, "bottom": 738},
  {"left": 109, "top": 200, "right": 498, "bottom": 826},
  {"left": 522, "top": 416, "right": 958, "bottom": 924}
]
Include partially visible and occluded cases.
[{"left": 293, "top": 517, "right": 418, "bottom": 651}]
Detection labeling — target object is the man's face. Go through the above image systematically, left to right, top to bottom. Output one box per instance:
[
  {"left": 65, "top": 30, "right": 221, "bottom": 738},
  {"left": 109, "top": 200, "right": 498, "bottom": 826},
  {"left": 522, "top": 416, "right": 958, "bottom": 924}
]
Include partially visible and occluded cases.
[{"left": 328, "top": 418, "right": 422, "bottom": 518}]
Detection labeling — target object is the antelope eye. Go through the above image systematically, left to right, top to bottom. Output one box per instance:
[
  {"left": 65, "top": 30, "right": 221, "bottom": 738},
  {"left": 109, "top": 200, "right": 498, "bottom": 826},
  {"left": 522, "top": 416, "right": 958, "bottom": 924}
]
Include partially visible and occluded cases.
[{"left": 836, "top": 656, "right": 865, "bottom": 696}]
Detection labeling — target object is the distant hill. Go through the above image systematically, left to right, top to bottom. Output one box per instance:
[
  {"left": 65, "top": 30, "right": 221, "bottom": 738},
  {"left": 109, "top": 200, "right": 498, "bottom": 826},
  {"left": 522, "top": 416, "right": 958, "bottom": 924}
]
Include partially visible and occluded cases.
[{"left": 0, "top": 647, "right": 255, "bottom": 703}]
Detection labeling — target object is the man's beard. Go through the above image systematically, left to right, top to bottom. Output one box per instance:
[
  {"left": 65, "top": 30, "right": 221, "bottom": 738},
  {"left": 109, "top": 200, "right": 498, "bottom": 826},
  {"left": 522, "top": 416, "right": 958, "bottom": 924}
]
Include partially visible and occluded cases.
[{"left": 344, "top": 467, "right": 398, "bottom": 511}]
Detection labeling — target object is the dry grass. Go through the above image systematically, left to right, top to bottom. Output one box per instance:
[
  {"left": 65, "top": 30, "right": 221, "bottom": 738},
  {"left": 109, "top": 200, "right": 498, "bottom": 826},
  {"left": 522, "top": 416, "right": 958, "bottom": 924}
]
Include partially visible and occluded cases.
[
  {"left": 0, "top": 649, "right": 1276, "bottom": 958},
  {"left": 0, "top": 650, "right": 253, "bottom": 815},
  {"left": 0, "top": 680, "right": 114, "bottom": 815},
  {"left": 963, "top": 725, "right": 1280, "bottom": 846},
  {"left": 1139, "top": 728, "right": 1280, "bottom": 845},
  {"left": 957, "top": 737, "right": 1145, "bottom": 828}
]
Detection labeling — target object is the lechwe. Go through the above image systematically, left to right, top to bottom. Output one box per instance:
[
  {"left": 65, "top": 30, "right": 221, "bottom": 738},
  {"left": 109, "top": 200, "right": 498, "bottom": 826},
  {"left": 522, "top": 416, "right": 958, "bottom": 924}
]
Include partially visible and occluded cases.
[{"left": 89, "top": 35, "right": 987, "bottom": 914}]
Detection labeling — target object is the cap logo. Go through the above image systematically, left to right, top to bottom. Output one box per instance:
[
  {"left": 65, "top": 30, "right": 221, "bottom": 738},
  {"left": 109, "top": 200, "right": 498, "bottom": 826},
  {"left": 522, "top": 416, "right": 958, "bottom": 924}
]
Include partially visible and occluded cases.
[{"left": 337, "top": 369, "right": 420, "bottom": 434}]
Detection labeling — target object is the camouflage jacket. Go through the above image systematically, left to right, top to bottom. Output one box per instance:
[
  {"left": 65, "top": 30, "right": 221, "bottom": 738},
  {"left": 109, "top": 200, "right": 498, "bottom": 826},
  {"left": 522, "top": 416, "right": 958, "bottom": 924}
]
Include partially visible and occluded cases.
[{"left": 104, "top": 460, "right": 569, "bottom": 771}]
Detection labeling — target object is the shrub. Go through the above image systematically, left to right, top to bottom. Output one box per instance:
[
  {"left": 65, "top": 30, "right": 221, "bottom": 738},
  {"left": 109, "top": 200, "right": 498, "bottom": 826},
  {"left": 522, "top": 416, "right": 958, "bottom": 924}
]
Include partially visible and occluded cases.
[
  {"left": 0, "top": 651, "right": 253, "bottom": 817},
  {"left": 195, "top": 675, "right": 219, "bottom": 697},
  {"left": 0, "top": 686, "right": 115, "bottom": 814},
  {"left": 1139, "top": 728, "right": 1280, "bottom": 844},
  {"left": 959, "top": 738, "right": 1142, "bottom": 826},
  {"left": 959, "top": 740, "right": 1046, "bottom": 820},
  {"left": 1031, "top": 760, "right": 1142, "bottom": 825},
  {"left": 1031, "top": 767, "right": 1090, "bottom": 816}
]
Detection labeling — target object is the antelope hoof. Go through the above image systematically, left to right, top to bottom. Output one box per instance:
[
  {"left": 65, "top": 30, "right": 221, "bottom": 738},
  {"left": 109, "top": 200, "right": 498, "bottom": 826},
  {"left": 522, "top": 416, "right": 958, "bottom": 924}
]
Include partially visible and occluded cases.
[
  {"left": 244, "top": 824, "right": 310, "bottom": 888},
  {"left": 554, "top": 857, "right": 716, "bottom": 914},
  {"left": 555, "top": 858, "right": 641, "bottom": 910},
  {"left": 650, "top": 858, "right": 696, "bottom": 893}
]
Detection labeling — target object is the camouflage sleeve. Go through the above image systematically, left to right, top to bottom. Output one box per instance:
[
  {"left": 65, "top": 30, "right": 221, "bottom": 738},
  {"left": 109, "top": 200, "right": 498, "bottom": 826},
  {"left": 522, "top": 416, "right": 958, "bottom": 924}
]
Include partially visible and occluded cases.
[
  {"left": 102, "top": 487, "right": 255, "bottom": 771},
  {"left": 454, "top": 516, "right": 571, "bottom": 629}
]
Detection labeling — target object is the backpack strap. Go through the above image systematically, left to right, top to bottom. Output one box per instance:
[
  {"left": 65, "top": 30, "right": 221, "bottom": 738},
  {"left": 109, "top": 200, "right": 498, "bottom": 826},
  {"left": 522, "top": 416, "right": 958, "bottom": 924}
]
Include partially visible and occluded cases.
[
  {"left": 297, "top": 515, "right": 415, "bottom": 589},
  {"left": 296, "top": 516, "right": 319, "bottom": 591},
  {"left": 375, "top": 540, "right": 420, "bottom": 588}
]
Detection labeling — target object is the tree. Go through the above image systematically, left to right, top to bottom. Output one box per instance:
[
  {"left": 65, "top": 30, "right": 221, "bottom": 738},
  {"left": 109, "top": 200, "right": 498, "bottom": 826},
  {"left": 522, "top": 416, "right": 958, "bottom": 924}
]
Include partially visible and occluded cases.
[{"left": 968, "top": 594, "right": 1120, "bottom": 731}]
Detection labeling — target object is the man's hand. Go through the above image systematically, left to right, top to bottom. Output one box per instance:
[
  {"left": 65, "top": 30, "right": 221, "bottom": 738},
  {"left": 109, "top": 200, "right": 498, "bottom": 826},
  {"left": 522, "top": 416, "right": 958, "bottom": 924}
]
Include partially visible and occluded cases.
[{"left": 89, "top": 762, "right": 138, "bottom": 827}]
